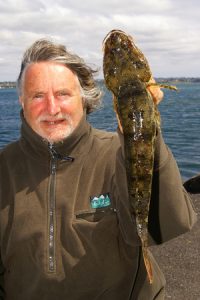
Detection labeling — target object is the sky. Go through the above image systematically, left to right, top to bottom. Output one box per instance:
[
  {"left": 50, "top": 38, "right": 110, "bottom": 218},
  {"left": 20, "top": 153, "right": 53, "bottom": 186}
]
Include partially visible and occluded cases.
[{"left": 0, "top": 0, "right": 200, "bottom": 81}]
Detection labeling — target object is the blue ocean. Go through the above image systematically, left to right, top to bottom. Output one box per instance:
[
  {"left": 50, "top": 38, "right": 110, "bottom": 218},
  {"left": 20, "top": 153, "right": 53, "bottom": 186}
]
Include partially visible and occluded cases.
[{"left": 0, "top": 82, "right": 200, "bottom": 180}]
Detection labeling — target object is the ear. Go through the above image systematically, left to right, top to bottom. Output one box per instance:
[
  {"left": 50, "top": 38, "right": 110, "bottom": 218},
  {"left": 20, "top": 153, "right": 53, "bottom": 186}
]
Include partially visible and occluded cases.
[
  {"left": 19, "top": 96, "right": 24, "bottom": 109},
  {"left": 82, "top": 97, "right": 85, "bottom": 108}
]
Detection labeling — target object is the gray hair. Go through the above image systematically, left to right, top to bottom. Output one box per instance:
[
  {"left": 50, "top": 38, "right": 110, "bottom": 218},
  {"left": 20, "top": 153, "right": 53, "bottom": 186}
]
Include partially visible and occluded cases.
[{"left": 17, "top": 39, "right": 103, "bottom": 114}]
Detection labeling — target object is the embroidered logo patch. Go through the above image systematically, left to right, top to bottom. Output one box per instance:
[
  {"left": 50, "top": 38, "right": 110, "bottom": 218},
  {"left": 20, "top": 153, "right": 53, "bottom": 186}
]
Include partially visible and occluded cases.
[{"left": 90, "top": 193, "right": 111, "bottom": 209}]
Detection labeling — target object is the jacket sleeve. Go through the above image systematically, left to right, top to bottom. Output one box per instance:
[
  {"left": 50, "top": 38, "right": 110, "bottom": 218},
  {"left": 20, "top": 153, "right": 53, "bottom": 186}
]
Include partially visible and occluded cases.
[
  {"left": 116, "top": 128, "right": 197, "bottom": 245},
  {"left": 148, "top": 129, "right": 197, "bottom": 244}
]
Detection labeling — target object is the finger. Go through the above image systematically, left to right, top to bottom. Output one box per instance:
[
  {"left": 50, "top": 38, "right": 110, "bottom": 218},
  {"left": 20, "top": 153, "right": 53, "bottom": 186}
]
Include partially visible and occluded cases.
[{"left": 147, "top": 85, "right": 164, "bottom": 105}]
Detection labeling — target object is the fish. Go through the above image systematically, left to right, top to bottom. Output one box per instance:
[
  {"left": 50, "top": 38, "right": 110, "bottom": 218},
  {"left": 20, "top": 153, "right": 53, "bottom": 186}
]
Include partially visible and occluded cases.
[{"left": 102, "top": 29, "right": 175, "bottom": 284}]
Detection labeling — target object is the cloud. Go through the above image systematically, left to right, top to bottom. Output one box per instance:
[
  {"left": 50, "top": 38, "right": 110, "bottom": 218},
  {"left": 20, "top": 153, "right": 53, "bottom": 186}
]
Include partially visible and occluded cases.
[
  {"left": 0, "top": 0, "right": 199, "bottom": 80},
  {"left": 57, "top": 0, "right": 172, "bottom": 14}
]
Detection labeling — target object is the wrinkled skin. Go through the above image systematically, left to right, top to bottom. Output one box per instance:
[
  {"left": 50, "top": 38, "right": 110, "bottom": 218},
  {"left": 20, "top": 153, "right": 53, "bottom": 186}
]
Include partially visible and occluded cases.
[{"left": 103, "top": 29, "right": 161, "bottom": 283}]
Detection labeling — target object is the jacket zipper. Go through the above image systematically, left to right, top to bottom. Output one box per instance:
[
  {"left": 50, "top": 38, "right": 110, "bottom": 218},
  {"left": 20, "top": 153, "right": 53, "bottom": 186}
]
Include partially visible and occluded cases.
[
  {"left": 47, "top": 143, "right": 74, "bottom": 273},
  {"left": 48, "top": 157, "right": 57, "bottom": 272}
]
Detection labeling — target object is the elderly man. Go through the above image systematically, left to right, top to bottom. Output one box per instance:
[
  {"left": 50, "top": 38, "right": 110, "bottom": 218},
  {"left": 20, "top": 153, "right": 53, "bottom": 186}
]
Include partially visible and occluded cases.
[{"left": 0, "top": 39, "right": 196, "bottom": 300}]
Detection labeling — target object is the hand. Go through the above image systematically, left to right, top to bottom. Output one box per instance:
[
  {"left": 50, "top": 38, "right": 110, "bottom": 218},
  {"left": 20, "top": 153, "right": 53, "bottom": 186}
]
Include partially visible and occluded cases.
[
  {"left": 147, "top": 78, "right": 164, "bottom": 105},
  {"left": 116, "top": 112, "right": 123, "bottom": 133}
]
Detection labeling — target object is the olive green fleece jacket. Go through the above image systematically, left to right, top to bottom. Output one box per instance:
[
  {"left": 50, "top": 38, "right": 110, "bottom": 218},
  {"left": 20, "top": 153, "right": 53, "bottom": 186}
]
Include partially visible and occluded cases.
[{"left": 0, "top": 112, "right": 197, "bottom": 300}]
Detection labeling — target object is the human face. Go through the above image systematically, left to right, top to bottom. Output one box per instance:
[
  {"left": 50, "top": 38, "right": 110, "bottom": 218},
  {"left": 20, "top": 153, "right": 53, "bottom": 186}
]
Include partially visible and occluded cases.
[{"left": 19, "top": 62, "right": 84, "bottom": 143}]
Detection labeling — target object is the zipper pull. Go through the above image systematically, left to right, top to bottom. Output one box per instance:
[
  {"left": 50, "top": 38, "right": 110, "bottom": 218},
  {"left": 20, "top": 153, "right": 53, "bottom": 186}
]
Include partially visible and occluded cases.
[
  {"left": 48, "top": 143, "right": 74, "bottom": 162},
  {"left": 62, "top": 156, "right": 74, "bottom": 162}
]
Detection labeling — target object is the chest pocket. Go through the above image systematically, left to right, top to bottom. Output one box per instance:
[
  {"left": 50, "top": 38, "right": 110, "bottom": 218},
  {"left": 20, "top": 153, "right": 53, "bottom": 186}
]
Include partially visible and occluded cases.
[
  {"left": 75, "top": 192, "right": 117, "bottom": 222},
  {"left": 72, "top": 193, "right": 119, "bottom": 252},
  {"left": 73, "top": 205, "right": 119, "bottom": 260},
  {"left": 75, "top": 206, "right": 117, "bottom": 222}
]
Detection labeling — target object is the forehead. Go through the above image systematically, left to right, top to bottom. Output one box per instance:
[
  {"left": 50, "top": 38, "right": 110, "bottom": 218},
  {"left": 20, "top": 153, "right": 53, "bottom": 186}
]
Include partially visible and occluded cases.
[{"left": 23, "top": 61, "right": 79, "bottom": 89}]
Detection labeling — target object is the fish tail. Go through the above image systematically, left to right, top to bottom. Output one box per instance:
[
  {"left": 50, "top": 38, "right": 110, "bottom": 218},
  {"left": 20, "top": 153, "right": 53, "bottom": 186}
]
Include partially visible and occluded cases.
[{"left": 142, "top": 246, "right": 153, "bottom": 284}]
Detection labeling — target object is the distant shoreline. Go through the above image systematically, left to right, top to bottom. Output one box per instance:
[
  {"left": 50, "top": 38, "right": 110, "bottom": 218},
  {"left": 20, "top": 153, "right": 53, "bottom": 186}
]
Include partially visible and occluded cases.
[
  {"left": 156, "top": 77, "right": 200, "bottom": 84},
  {"left": 0, "top": 78, "right": 200, "bottom": 89},
  {"left": 0, "top": 82, "right": 16, "bottom": 89}
]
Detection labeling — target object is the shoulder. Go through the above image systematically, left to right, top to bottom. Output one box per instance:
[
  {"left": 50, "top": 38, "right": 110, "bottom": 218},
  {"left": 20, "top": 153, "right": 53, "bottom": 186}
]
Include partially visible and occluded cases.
[
  {"left": 91, "top": 127, "right": 120, "bottom": 148},
  {"left": 89, "top": 128, "right": 122, "bottom": 161},
  {"left": 0, "top": 140, "right": 21, "bottom": 167},
  {"left": 0, "top": 140, "right": 19, "bottom": 155}
]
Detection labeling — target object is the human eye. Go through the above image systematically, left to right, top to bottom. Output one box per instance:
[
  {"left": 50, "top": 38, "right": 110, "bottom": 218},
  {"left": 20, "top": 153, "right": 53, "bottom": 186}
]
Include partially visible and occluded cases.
[
  {"left": 56, "top": 90, "right": 71, "bottom": 99},
  {"left": 33, "top": 92, "right": 45, "bottom": 100}
]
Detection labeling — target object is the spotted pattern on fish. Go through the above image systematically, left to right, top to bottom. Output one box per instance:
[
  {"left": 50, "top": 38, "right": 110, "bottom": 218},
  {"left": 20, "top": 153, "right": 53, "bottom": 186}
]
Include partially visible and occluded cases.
[{"left": 102, "top": 29, "right": 161, "bottom": 283}]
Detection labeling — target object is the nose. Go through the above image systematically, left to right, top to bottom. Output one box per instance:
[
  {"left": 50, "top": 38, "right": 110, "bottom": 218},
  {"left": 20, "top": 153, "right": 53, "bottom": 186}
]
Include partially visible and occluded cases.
[{"left": 46, "top": 95, "right": 61, "bottom": 115}]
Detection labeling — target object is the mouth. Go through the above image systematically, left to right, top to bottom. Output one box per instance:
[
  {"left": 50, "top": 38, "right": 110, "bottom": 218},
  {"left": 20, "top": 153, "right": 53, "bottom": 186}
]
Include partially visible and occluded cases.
[{"left": 41, "top": 119, "right": 67, "bottom": 126}]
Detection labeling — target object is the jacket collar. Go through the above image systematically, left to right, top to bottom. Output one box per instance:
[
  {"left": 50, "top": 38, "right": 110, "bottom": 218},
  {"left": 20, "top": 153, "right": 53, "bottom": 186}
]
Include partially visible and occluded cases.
[{"left": 19, "top": 110, "right": 91, "bottom": 162}]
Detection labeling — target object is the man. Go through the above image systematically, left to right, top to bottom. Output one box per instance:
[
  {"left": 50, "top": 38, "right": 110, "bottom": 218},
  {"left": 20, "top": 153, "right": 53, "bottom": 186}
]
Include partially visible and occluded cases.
[{"left": 0, "top": 39, "right": 196, "bottom": 300}]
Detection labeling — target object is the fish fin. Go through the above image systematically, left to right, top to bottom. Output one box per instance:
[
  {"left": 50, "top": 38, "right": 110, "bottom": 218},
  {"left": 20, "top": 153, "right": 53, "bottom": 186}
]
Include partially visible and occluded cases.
[
  {"left": 146, "top": 82, "right": 178, "bottom": 91},
  {"left": 158, "top": 83, "right": 178, "bottom": 91},
  {"left": 112, "top": 95, "right": 118, "bottom": 113},
  {"left": 113, "top": 95, "right": 123, "bottom": 133},
  {"left": 142, "top": 246, "right": 153, "bottom": 284}
]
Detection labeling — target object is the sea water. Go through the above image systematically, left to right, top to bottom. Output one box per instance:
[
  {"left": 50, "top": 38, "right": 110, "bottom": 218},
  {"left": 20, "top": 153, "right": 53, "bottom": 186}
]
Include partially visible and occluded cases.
[{"left": 0, "top": 82, "right": 200, "bottom": 180}]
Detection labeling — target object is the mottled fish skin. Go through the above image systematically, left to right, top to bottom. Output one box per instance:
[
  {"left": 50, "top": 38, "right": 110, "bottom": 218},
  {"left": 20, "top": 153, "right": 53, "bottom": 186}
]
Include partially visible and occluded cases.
[
  {"left": 103, "top": 29, "right": 159, "bottom": 284},
  {"left": 103, "top": 29, "right": 177, "bottom": 93},
  {"left": 103, "top": 30, "right": 152, "bottom": 94}
]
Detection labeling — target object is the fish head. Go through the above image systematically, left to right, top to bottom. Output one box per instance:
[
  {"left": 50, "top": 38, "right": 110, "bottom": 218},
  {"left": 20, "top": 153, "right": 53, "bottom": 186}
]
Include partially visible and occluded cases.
[
  {"left": 103, "top": 29, "right": 152, "bottom": 94},
  {"left": 103, "top": 29, "right": 132, "bottom": 52}
]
